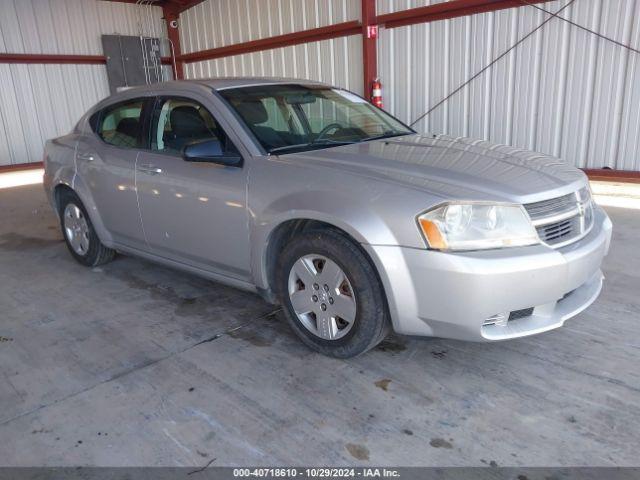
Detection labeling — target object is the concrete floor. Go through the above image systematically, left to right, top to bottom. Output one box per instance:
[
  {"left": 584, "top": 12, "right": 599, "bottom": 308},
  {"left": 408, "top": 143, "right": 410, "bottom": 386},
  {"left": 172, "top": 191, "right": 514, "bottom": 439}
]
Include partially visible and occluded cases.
[{"left": 0, "top": 182, "right": 639, "bottom": 467}]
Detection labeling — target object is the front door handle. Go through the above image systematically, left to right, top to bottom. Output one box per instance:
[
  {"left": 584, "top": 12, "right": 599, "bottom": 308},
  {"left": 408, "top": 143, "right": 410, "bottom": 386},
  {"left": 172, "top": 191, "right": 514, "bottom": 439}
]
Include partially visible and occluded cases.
[
  {"left": 77, "top": 152, "right": 95, "bottom": 161},
  {"left": 138, "top": 164, "right": 163, "bottom": 175}
]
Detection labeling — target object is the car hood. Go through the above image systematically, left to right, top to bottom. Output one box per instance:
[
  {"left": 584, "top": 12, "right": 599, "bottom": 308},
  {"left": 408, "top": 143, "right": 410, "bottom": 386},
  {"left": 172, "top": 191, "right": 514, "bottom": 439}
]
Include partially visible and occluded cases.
[{"left": 283, "top": 134, "right": 587, "bottom": 204}]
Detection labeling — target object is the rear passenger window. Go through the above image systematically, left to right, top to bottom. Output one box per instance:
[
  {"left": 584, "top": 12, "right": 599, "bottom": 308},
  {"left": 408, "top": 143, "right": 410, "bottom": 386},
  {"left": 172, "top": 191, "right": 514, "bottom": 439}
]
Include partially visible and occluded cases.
[{"left": 97, "top": 100, "right": 144, "bottom": 148}]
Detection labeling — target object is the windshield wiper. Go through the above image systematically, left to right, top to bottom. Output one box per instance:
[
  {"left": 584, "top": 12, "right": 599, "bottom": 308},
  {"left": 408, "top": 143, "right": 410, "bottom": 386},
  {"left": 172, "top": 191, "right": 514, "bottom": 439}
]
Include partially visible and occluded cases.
[
  {"left": 268, "top": 131, "right": 410, "bottom": 154},
  {"left": 360, "top": 131, "right": 411, "bottom": 143},
  {"left": 268, "top": 139, "right": 357, "bottom": 155}
]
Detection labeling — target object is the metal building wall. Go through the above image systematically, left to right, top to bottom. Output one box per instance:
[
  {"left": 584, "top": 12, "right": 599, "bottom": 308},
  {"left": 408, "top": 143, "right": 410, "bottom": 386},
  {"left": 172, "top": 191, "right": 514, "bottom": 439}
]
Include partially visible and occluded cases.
[
  {"left": 0, "top": 0, "right": 167, "bottom": 166},
  {"left": 180, "top": 0, "right": 364, "bottom": 94},
  {"left": 378, "top": 0, "right": 640, "bottom": 170}
]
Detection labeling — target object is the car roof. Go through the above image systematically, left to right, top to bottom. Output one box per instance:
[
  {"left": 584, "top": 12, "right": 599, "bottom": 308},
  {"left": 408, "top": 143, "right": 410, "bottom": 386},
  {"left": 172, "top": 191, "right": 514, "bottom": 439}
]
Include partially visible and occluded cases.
[
  {"left": 89, "top": 77, "right": 334, "bottom": 114},
  {"left": 115, "top": 77, "right": 330, "bottom": 93},
  {"left": 191, "top": 77, "right": 331, "bottom": 90}
]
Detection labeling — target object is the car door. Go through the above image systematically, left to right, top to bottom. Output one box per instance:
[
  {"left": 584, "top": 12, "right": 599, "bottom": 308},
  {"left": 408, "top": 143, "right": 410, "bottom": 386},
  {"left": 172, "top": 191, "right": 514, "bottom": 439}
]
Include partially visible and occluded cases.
[
  {"left": 135, "top": 95, "right": 251, "bottom": 280},
  {"left": 75, "top": 97, "right": 152, "bottom": 249}
]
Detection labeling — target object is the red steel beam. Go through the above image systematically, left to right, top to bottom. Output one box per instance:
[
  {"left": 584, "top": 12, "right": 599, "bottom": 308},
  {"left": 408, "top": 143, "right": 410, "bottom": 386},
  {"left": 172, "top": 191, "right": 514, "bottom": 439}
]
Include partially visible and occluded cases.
[
  {"left": 101, "top": 0, "right": 553, "bottom": 67},
  {"left": 166, "top": 0, "right": 206, "bottom": 12},
  {"left": 361, "top": 0, "right": 378, "bottom": 100},
  {"left": 377, "top": 0, "right": 548, "bottom": 29},
  {"left": 176, "top": 1, "right": 552, "bottom": 64},
  {"left": 162, "top": 5, "right": 184, "bottom": 79},
  {"left": 178, "top": 20, "right": 362, "bottom": 64},
  {"left": 0, "top": 52, "right": 173, "bottom": 65},
  {"left": 0, "top": 53, "right": 106, "bottom": 65},
  {"left": 0, "top": 162, "right": 43, "bottom": 173},
  {"left": 584, "top": 169, "right": 640, "bottom": 184}
]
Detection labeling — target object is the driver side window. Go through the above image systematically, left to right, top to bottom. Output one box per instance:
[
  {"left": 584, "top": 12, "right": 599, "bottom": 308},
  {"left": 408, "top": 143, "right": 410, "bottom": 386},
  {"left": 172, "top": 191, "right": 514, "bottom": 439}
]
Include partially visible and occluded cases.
[{"left": 150, "top": 98, "right": 235, "bottom": 155}]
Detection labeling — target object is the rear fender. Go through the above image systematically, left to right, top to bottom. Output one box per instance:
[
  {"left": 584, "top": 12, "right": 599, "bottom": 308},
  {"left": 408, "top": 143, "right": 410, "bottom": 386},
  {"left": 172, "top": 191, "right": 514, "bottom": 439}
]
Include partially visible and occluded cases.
[
  {"left": 57, "top": 174, "right": 115, "bottom": 248},
  {"left": 65, "top": 175, "right": 113, "bottom": 247}
]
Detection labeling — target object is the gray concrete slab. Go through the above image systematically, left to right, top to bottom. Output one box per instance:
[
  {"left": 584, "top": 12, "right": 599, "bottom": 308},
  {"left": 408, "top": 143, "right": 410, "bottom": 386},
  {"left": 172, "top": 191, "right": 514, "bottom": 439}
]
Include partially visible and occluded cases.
[{"left": 0, "top": 183, "right": 639, "bottom": 467}]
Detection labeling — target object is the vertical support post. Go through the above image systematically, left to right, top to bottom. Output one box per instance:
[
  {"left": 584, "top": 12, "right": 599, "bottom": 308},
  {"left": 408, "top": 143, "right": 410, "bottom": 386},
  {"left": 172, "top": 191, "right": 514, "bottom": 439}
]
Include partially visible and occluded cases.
[
  {"left": 361, "top": 0, "right": 378, "bottom": 100},
  {"left": 163, "top": 6, "right": 184, "bottom": 80}
]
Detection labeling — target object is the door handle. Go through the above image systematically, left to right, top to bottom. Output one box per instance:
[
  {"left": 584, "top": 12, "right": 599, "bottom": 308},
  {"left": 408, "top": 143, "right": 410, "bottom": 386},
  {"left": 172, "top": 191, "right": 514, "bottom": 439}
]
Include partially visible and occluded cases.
[
  {"left": 77, "top": 152, "right": 95, "bottom": 161},
  {"left": 138, "top": 164, "right": 163, "bottom": 175}
]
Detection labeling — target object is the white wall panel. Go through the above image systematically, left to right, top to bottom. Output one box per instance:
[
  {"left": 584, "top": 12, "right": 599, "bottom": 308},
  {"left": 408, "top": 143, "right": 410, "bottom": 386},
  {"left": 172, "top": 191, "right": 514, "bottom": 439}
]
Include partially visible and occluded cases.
[
  {"left": 0, "top": 0, "right": 167, "bottom": 166},
  {"left": 179, "top": 0, "right": 361, "bottom": 54},
  {"left": 180, "top": 0, "right": 363, "bottom": 94},
  {"left": 378, "top": 0, "right": 640, "bottom": 170},
  {"left": 184, "top": 35, "right": 364, "bottom": 96}
]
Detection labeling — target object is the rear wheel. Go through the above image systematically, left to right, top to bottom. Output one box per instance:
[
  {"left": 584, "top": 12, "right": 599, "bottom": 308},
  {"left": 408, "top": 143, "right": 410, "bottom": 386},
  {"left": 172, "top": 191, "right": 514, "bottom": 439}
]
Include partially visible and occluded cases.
[
  {"left": 58, "top": 191, "right": 115, "bottom": 267},
  {"left": 277, "top": 229, "right": 390, "bottom": 358}
]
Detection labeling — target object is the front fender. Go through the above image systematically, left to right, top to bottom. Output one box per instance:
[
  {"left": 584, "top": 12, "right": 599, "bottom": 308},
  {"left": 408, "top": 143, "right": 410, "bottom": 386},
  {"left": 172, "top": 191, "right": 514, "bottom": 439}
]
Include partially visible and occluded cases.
[{"left": 250, "top": 189, "right": 401, "bottom": 290}]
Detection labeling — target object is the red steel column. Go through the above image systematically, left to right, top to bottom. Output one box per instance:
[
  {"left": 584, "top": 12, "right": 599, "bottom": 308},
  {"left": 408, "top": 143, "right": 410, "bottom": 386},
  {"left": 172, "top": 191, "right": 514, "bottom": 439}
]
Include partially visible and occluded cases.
[
  {"left": 361, "top": 0, "right": 378, "bottom": 100},
  {"left": 163, "top": 6, "right": 184, "bottom": 79}
]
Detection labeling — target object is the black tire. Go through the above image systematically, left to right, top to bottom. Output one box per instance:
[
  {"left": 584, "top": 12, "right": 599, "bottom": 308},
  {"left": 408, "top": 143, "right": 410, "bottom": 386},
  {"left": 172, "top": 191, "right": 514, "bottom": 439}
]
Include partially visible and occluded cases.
[
  {"left": 58, "top": 190, "right": 115, "bottom": 267},
  {"left": 276, "top": 229, "right": 390, "bottom": 358}
]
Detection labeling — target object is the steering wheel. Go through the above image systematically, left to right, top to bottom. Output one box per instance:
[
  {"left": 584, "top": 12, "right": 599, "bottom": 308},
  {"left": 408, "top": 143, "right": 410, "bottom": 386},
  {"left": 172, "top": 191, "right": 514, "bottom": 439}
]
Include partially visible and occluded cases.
[{"left": 315, "top": 123, "right": 343, "bottom": 141}]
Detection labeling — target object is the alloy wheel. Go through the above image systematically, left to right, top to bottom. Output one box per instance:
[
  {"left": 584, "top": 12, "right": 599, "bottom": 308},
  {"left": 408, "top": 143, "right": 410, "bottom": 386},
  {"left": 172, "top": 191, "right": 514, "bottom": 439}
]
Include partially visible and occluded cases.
[
  {"left": 63, "top": 203, "right": 90, "bottom": 256},
  {"left": 287, "top": 254, "right": 357, "bottom": 340}
]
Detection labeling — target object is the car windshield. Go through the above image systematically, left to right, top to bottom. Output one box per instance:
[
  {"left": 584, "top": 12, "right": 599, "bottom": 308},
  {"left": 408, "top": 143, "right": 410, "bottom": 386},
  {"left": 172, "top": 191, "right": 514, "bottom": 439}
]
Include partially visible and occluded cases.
[{"left": 219, "top": 84, "right": 414, "bottom": 154}]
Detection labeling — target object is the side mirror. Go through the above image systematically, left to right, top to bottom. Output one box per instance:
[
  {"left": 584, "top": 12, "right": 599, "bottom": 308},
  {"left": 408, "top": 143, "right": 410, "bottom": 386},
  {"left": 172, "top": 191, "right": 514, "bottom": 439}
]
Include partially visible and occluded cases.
[{"left": 183, "top": 139, "right": 242, "bottom": 167}]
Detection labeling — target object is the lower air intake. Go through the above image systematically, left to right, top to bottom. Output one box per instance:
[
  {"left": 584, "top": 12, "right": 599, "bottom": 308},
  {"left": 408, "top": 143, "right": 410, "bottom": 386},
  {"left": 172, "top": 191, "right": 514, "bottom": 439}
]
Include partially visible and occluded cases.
[
  {"left": 508, "top": 307, "right": 534, "bottom": 321},
  {"left": 484, "top": 308, "right": 535, "bottom": 327}
]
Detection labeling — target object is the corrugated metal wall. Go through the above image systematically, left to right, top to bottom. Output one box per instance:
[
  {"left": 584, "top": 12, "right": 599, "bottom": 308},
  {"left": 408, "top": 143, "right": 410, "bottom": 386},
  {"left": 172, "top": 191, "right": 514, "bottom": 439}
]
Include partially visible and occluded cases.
[
  {"left": 0, "top": 0, "right": 167, "bottom": 166},
  {"left": 3, "top": 0, "right": 639, "bottom": 171},
  {"left": 180, "top": 0, "right": 364, "bottom": 94},
  {"left": 378, "top": 0, "right": 640, "bottom": 170}
]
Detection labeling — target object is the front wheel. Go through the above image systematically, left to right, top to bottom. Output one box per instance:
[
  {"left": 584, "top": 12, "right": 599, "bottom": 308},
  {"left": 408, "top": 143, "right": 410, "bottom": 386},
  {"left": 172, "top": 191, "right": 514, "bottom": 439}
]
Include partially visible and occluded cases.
[{"left": 277, "top": 229, "right": 390, "bottom": 358}]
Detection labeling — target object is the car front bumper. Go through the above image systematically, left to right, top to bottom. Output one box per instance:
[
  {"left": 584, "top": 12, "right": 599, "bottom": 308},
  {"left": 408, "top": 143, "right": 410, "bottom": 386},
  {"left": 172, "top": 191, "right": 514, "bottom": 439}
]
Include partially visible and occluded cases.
[{"left": 364, "top": 206, "right": 612, "bottom": 341}]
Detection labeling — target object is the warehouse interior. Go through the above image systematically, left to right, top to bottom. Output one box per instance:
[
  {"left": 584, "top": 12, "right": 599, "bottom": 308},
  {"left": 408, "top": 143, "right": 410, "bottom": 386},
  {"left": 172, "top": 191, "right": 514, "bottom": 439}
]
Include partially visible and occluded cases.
[{"left": 1, "top": 0, "right": 640, "bottom": 469}]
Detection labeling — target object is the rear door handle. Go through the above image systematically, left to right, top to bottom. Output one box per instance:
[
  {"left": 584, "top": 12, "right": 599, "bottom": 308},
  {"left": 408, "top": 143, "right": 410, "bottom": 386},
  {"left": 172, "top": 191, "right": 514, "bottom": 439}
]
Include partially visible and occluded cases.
[
  {"left": 77, "top": 152, "right": 95, "bottom": 161},
  {"left": 138, "top": 164, "right": 163, "bottom": 175}
]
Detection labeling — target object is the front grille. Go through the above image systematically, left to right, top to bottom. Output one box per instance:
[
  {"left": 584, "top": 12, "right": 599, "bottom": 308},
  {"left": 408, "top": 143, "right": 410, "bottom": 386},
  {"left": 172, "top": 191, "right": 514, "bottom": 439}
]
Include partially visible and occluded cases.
[
  {"left": 524, "top": 187, "right": 594, "bottom": 248},
  {"left": 525, "top": 192, "right": 576, "bottom": 219},
  {"left": 537, "top": 215, "right": 581, "bottom": 244}
]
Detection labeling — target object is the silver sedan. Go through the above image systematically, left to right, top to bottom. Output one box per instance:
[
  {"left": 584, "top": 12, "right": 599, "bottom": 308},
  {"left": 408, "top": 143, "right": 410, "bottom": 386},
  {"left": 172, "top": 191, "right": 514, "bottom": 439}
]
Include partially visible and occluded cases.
[{"left": 43, "top": 78, "right": 612, "bottom": 357}]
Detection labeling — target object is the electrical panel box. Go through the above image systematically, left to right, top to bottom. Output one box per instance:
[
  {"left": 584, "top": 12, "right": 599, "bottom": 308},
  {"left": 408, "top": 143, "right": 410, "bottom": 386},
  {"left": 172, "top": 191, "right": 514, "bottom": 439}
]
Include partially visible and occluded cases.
[{"left": 102, "top": 34, "right": 165, "bottom": 94}]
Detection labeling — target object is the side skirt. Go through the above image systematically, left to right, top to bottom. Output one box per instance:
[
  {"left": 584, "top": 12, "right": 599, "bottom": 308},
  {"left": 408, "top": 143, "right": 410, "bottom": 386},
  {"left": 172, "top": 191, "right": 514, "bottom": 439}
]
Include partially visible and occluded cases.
[{"left": 113, "top": 242, "right": 259, "bottom": 295}]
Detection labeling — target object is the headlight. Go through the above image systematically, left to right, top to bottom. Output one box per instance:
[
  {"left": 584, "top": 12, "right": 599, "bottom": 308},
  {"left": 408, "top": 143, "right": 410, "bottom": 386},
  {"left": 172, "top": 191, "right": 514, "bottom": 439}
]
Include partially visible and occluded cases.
[
  {"left": 578, "top": 185, "right": 593, "bottom": 206},
  {"left": 417, "top": 202, "right": 540, "bottom": 251}
]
